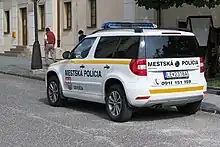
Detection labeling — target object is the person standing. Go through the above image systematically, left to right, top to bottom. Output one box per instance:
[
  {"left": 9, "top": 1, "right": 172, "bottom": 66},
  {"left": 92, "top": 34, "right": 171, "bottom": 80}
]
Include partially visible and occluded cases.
[
  {"left": 44, "top": 27, "right": 56, "bottom": 66},
  {"left": 78, "top": 30, "right": 86, "bottom": 42}
]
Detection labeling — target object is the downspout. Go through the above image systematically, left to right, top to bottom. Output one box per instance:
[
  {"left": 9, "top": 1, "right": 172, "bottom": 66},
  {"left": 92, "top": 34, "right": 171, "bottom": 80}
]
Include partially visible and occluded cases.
[
  {"left": 57, "top": 0, "right": 60, "bottom": 47},
  {"left": 75, "top": 0, "right": 78, "bottom": 44},
  {"left": 156, "top": 5, "right": 161, "bottom": 27}
]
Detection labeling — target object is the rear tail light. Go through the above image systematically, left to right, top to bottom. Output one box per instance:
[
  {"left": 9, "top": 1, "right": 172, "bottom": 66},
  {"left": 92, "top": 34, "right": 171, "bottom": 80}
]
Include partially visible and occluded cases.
[
  {"left": 200, "top": 57, "right": 205, "bottom": 73},
  {"left": 129, "top": 59, "right": 147, "bottom": 76}
]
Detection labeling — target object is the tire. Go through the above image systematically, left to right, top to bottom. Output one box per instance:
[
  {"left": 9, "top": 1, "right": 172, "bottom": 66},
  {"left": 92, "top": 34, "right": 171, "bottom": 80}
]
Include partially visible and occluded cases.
[
  {"left": 47, "top": 76, "right": 67, "bottom": 107},
  {"left": 105, "top": 84, "right": 133, "bottom": 122},
  {"left": 176, "top": 100, "right": 201, "bottom": 114}
]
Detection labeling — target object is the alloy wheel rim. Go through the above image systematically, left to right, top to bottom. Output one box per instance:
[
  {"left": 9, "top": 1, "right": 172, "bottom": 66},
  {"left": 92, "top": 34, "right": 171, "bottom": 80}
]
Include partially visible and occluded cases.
[
  {"left": 48, "top": 81, "right": 59, "bottom": 103},
  {"left": 108, "top": 91, "right": 122, "bottom": 116}
]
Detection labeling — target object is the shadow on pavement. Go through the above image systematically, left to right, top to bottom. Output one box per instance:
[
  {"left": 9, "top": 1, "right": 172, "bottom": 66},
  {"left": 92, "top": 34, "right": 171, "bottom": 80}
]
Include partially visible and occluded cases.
[
  {"left": 39, "top": 98, "right": 191, "bottom": 121},
  {"left": 39, "top": 98, "right": 109, "bottom": 120},
  {"left": 131, "top": 108, "right": 187, "bottom": 121}
]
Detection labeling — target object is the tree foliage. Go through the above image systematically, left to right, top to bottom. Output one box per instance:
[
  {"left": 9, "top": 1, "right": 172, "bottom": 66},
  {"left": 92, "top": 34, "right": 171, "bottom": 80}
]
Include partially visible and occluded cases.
[{"left": 134, "top": 0, "right": 220, "bottom": 10}]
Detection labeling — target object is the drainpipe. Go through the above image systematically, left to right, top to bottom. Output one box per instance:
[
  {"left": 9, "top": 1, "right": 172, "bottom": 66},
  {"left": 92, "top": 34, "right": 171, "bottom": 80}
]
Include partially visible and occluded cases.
[
  {"left": 57, "top": 0, "right": 60, "bottom": 47},
  {"left": 76, "top": 0, "right": 78, "bottom": 45},
  {"left": 156, "top": 8, "right": 161, "bottom": 27}
]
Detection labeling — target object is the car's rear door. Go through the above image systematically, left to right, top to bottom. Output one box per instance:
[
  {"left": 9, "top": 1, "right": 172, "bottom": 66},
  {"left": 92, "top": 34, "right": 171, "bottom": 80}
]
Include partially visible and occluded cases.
[{"left": 83, "top": 36, "right": 120, "bottom": 99}]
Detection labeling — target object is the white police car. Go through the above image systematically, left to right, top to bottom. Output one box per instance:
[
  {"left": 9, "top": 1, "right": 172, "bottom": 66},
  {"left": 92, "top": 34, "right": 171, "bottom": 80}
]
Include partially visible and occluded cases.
[{"left": 46, "top": 22, "right": 207, "bottom": 122}]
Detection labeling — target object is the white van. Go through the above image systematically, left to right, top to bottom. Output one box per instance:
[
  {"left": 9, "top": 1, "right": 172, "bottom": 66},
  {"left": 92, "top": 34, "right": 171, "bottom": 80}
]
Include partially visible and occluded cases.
[{"left": 46, "top": 22, "right": 207, "bottom": 122}]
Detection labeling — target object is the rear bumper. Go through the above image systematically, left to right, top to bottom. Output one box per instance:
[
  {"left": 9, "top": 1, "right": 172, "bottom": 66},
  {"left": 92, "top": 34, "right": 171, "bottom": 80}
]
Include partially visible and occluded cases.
[
  {"left": 124, "top": 82, "right": 206, "bottom": 107},
  {"left": 128, "top": 93, "right": 204, "bottom": 107},
  {"left": 145, "top": 95, "right": 203, "bottom": 107}
]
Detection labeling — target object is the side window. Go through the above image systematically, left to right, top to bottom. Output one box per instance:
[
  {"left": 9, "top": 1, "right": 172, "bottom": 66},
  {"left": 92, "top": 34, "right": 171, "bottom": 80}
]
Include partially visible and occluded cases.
[
  {"left": 94, "top": 36, "right": 120, "bottom": 58},
  {"left": 114, "top": 36, "right": 140, "bottom": 59},
  {"left": 70, "top": 37, "right": 96, "bottom": 59}
]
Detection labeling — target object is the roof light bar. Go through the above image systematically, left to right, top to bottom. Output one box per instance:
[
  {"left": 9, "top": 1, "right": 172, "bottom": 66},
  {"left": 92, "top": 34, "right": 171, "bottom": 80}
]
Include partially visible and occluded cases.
[{"left": 101, "top": 22, "right": 157, "bottom": 29}]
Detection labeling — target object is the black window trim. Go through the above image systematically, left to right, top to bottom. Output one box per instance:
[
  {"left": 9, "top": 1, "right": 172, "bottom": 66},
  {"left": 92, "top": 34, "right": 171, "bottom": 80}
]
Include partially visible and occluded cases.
[
  {"left": 94, "top": 35, "right": 142, "bottom": 59},
  {"left": 94, "top": 36, "right": 120, "bottom": 58},
  {"left": 114, "top": 36, "right": 141, "bottom": 59},
  {"left": 111, "top": 37, "right": 121, "bottom": 58}
]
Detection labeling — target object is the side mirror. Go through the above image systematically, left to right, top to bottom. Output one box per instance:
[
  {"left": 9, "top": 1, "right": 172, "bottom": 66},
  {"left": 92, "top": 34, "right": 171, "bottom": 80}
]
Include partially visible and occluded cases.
[{"left": 62, "top": 51, "right": 70, "bottom": 59}]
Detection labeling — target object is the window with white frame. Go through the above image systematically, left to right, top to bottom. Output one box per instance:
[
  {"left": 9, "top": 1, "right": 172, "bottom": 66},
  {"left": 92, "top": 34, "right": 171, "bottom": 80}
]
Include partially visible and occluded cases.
[
  {"left": 87, "top": 0, "right": 96, "bottom": 28},
  {"left": 64, "top": 2, "right": 72, "bottom": 30},
  {"left": 38, "top": 4, "right": 45, "bottom": 31},
  {"left": 4, "top": 10, "right": 10, "bottom": 34}
]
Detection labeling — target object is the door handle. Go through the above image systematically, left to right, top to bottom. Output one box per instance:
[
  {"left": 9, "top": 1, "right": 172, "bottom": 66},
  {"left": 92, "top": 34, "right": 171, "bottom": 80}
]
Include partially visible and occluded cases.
[
  {"left": 80, "top": 65, "right": 85, "bottom": 68},
  {"left": 104, "top": 65, "right": 110, "bottom": 69}
]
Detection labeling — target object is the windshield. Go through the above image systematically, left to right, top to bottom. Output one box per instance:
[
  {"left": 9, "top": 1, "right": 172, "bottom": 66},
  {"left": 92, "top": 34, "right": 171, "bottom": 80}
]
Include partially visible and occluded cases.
[{"left": 144, "top": 36, "right": 200, "bottom": 58}]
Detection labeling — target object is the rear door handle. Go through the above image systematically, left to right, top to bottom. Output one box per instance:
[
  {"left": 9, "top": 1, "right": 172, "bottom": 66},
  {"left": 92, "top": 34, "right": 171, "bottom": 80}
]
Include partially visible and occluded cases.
[
  {"left": 80, "top": 65, "right": 85, "bottom": 68},
  {"left": 104, "top": 65, "right": 110, "bottom": 69}
]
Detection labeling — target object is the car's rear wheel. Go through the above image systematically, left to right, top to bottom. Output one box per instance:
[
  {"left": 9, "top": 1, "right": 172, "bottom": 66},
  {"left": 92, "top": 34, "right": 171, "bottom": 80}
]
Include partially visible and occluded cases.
[
  {"left": 47, "top": 76, "right": 67, "bottom": 107},
  {"left": 105, "top": 84, "right": 133, "bottom": 122},
  {"left": 176, "top": 100, "right": 201, "bottom": 114}
]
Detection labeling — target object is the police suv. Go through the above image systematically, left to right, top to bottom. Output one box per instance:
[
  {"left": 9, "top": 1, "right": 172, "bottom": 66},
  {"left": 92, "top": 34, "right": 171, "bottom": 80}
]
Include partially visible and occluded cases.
[{"left": 46, "top": 22, "right": 207, "bottom": 122}]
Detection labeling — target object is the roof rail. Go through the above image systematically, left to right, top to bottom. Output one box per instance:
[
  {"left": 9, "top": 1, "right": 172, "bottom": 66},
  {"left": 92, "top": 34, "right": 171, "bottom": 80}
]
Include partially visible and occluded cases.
[
  {"left": 157, "top": 27, "right": 192, "bottom": 32},
  {"left": 90, "top": 28, "right": 143, "bottom": 34}
]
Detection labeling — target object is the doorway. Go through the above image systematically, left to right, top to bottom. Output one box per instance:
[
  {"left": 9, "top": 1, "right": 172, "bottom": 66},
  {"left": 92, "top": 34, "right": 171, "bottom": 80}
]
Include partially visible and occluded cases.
[{"left": 20, "top": 8, "right": 27, "bottom": 46}]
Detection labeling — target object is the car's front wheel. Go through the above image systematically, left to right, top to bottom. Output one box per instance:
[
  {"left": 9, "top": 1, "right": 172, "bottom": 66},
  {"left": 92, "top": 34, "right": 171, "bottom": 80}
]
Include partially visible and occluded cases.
[
  {"left": 47, "top": 76, "right": 67, "bottom": 107},
  {"left": 105, "top": 84, "right": 133, "bottom": 122},
  {"left": 176, "top": 100, "right": 201, "bottom": 114}
]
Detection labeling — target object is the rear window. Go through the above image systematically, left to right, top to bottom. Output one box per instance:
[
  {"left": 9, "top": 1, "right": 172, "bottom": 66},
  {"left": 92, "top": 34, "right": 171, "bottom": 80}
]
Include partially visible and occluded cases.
[{"left": 144, "top": 36, "right": 200, "bottom": 58}]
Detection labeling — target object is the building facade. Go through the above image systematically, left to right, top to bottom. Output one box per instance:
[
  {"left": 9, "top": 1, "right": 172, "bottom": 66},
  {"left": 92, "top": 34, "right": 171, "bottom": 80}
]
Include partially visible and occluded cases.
[
  {"left": 0, "top": 0, "right": 124, "bottom": 58},
  {"left": 2, "top": 0, "right": 219, "bottom": 58},
  {"left": 123, "top": 0, "right": 156, "bottom": 23},
  {"left": 124, "top": 1, "right": 220, "bottom": 28},
  {"left": 162, "top": 5, "right": 220, "bottom": 28}
]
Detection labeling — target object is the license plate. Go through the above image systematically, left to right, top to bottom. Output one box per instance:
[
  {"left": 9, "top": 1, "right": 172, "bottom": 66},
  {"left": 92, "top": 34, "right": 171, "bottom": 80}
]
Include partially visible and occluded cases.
[{"left": 163, "top": 71, "right": 189, "bottom": 80}]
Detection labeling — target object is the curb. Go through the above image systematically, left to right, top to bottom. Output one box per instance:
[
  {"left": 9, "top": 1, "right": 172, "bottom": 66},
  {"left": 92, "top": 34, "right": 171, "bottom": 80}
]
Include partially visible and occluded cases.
[
  {"left": 0, "top": 71, "right": 45, "bottom": 81},
  {"left": 207, "top": 86, "right": 220, "bottom": 90},
  {"left": 207, "top": 87, "right": 220, "bottom": 95},
  {"left": 200, "top": 101, "right": 220, "bottom": 114},
  {"left": 200, "top": 107, "right": 220, "bottom": 114}
]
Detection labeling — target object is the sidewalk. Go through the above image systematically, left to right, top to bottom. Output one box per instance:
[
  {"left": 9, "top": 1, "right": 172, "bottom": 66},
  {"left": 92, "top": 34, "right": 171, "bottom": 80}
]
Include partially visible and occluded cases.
[
  {"left": 1, "top": 55, "right": 220, "bottom": 115},
  {"left": 0, "top": 56, "right": 48, "bottom": 81}
]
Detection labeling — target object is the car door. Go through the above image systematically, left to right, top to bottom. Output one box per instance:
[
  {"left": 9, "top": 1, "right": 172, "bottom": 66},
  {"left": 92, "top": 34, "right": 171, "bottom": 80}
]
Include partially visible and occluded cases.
[
  {"left": 82, "top": 36, "right": 120, "bottom": 100},
  {"left": 82, "top": 36, "right": 142, "bottom": 102},
  {"left": 62, "top": 37, "right": 97, "bottom": 100}
]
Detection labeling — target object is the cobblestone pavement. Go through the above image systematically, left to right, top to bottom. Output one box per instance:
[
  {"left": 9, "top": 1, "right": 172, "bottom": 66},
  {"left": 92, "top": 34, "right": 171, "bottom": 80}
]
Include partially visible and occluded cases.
[
  {"left": 0, "top": 56, "right": 50, "bottom": 80},
  {"left": 1, "top": 73, "right": 220, "bottom": 147}
]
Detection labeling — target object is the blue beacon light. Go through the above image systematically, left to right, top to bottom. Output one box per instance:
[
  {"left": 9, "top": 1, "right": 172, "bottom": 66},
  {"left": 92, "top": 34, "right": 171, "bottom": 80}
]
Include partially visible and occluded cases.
[{"left": 101, "top": 22, "right": 156, "bottom": 29}]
